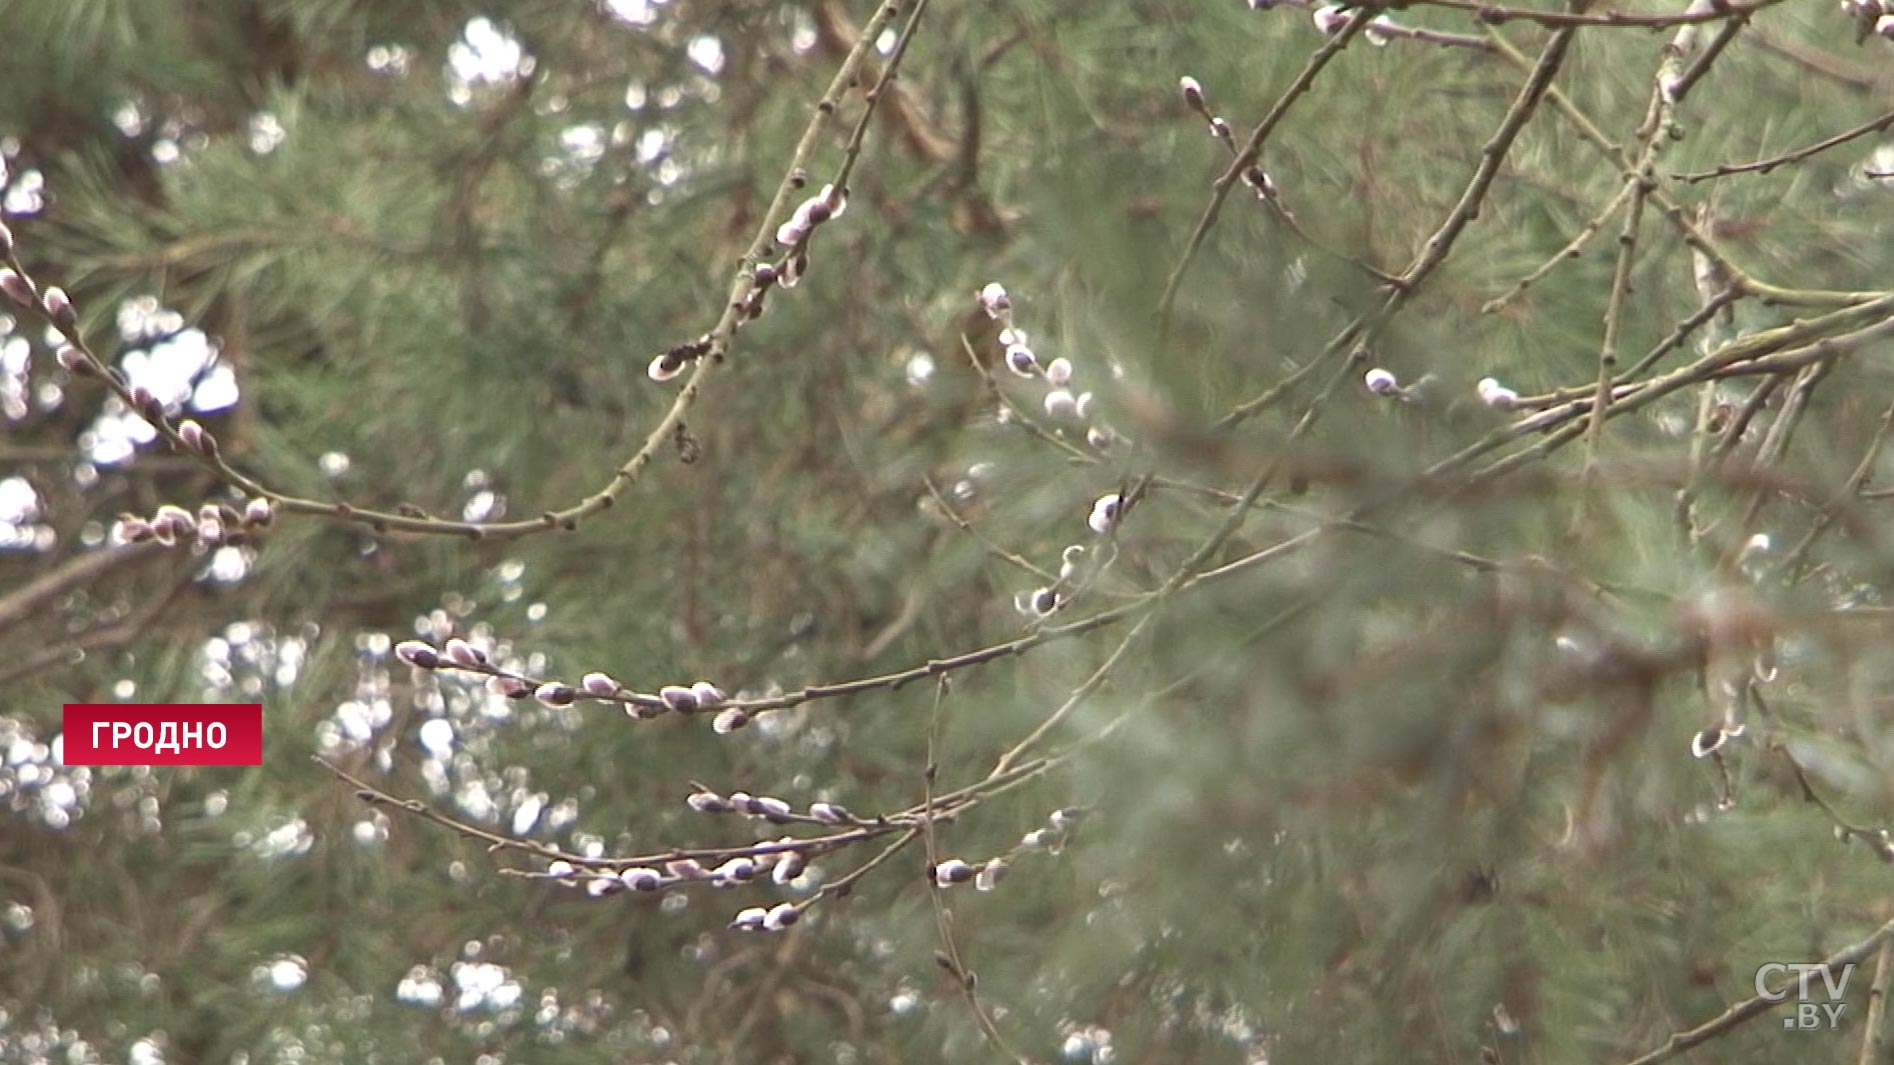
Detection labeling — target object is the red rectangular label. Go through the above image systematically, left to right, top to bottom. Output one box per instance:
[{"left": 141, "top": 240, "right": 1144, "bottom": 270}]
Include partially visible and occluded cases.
[{"left": 62, "top": 704, "right": 263, "bottom": 765}]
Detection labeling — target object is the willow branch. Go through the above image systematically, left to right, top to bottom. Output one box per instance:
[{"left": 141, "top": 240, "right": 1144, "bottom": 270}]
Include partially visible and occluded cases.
[{"left": 1674, "top": 109, "right": 1894, "bottom": 183}]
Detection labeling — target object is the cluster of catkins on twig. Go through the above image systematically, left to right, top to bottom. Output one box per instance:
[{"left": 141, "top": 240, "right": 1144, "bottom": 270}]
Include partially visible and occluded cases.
[
  {"left": 1177, "top": 76, "right": 1281, "bottom": 203},
  {"left": 646, "top": 182, "right": 850, "bottom": 383},
  {"left": 3, "top": 222, "right": 271, "bottom": 550},
  {"left": 975, "top": 280, "right": 1134, "bottom": 620},
  {"left": 979, "top": 282, "right": 1118, "bottom": 450},
  {"left": 1362, "top": 364, "right": 1522, "bottom": 410},
  {"left": 117, "top": 498, "right": 274, "bottom": 548},
  {"left": 392, "top": 636, "right": 763, "bottom": 732},
  {"left": 536, "top": 788, "right": 847, "bottom": 931},
  {"left": 533, "top": 790, "right": 1086, "bottom": 932},
  {"left": 932, "top": 806, "right": 1083, "bottom": 891}
]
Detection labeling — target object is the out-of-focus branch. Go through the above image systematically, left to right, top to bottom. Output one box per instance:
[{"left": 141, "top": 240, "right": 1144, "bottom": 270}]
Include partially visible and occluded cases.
[
  {"left": 0, "top": 0, "right": 924, "bottom": 542},
  {"left": 1397, "top": 0, "right": 1783, "bottom": 28},
  {"left": 1157, "top": 9, "right": 1372, "bottom": 346},
  {"left": 1673, "top": 108, "right": 1894, "bottom": 183},
  {"left": 0, "top": 541, "right": 164, "bottom": 637},
  {"left": 0, "top": 557, "right": 196, "bottom": 688},
  {"left": 1613, "top": 914, "right": 1894, "bottom": 1065},
  {"left": 1860, "top": 937, "right": 1894, "bottom": 1065}
]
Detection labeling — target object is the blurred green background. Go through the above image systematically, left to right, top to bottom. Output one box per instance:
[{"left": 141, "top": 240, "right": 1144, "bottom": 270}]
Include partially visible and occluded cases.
[{"left": 3, "top": 0, "right": 1894, "bottom": 1061}]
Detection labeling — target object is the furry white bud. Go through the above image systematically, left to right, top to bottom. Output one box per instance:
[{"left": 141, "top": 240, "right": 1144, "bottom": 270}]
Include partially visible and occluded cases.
[
  {"left": 1313, "top": 4, "right": 1349, "bottom": 33},
  {"left": 1178, "top": 76, "right": 1205, "bottom": 109},
  {"left": 820, "top": 182, "right": 848, "bottom": 219},
  {"left": 796, "top": 195, "right": 831, "bottom": 229},
  {"left": 775, "top": 217, "right": 811, "bottom": 248},
  {"left": 0, "top": 270, "right": 32, "bottom": 309},
  {"left": 979, "top": 282, "right": 1010, "bottom": 318},
  {"left": 40, "top": 286, "right": 75, "bottom": 329},
  {"left": 1005, "top": 344, "right": 1037, "bottom": 377},
  {"left": 647, "top": 352, "right": 686, "bottom": 383},
  {"left": 1045, "top": 357, "right": 1073, "bottom": 388},
  {"left": 1364, "top": 368, "right": 1400, "bottom": 396},
  {"left": 1476, "top": 377, "right": 1520, "bottom": 409},
  {"left": 1044, "top": 389, "right": 1078, "bottom": 419},
  {"left": 177, "top": 420, "right": 217, "bottom": 458},
  {"left": 1088, "top": 493, "right": 1122, "bottom": 535},
  {"left": 153, "top": 505, "right": 194, "bottom": 539},
  {"left": 444, "top": 638, "right": 486, "bottom": 668},
  {"left": 394, "top": 640, "right": 439, "bottom": 668},
  {"left": 582, "top": 671, "right": 619, "bottom": 696},
  {"left": 487, "top": 675, "right": 530, "bottom": 697},
  {"left": 689, "top": 681, "right": 727, "bottom": 707},
  {"left": 534, "top": 682, "right": 577, "bottom": 707},
  {"left": 659, "top": 684, "right": 700, "bottom": 712},
  {"left": 712, "top": 707, "right": 751, "bottom": 734},
  {"left": 750, "top": 796, "right": 793, "bottom": 821},
  {"left": 809, "top": 801, "right": 851, "bottom": 824},
  {"left": 772, "top": 850, "right": 806, "bottom": 884},
  {"left": 713, "top": 857, "right": 758, "bottom": 883},
  {"left": 932, "top": 858, "right": 976, "bottom": 886},
  {"left": 975, "top": 859, "right": 1009, "bottom": 892},
  {"left": 619, "top": 866, "right": 663, "bottom": 891},
  {"left": 762, "top": 902, "right": 801, "bottom": 930},
  {"left": 731, "top": 906, "right": 769, "bottom": 930}
]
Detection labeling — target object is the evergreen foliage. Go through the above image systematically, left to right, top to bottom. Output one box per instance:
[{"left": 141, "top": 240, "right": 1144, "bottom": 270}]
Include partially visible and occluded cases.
[{"left": 3, "top": 0, "right": 1894, "bottom": 1061}]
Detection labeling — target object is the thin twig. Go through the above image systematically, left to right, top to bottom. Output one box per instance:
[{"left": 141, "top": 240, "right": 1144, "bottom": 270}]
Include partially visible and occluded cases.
[
  {"left": 0, "top": 0, "right": 920, "bottom": 542},
  {"left": 1402, "top": 0, "right": 1781, "bottom": 29},
  {"left": 1157, "top": 10, "right": 1373, "bottom": 348},
  {"left": 1219, "top": 14, "right": 1582, "bottom": 431},
  {"left": 1483, "top": 30, "right": 1885, "bottom": 310},
  {"left": 1674, "top": 109, "right": 1894, "bottom": 183},
  {"left": 1586, "top": 171, "right": 1648, "bottom": 472},
  {"left": 1482, "top": 178, "right": 1635, "bottom": 314},
  {"left": 1780, "top": 398, "right": 1894, "bottom": 582},
  {"left": 923, "top": 475, "right": 1057, "bottom": 583},
  {"left": 990, "top": 611, "right": 1154, "bottom": 777},
  {"left": 920, "top": 680, "right": 1034, "bottom": 1065},
  {"left": 1613, "top": 914, "right": 1894, "bottom": 1065},
  {"left": 1859, "top": 937, "right": 1894, "bottom": 1065}
]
